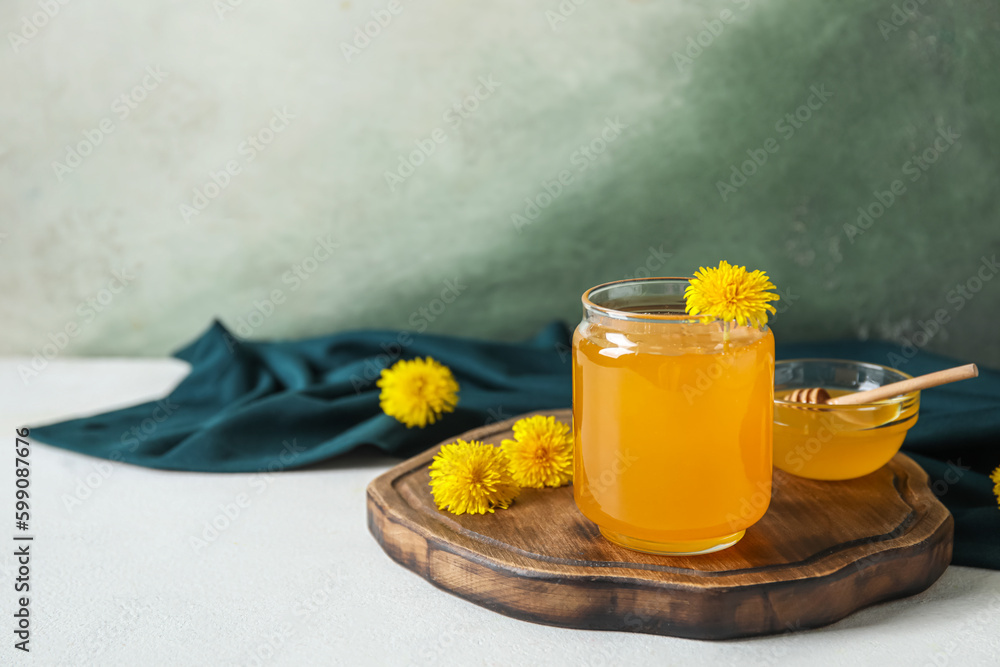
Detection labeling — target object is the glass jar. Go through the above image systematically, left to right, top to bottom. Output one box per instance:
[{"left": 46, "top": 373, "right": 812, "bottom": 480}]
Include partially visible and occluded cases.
[{"left": 572, "top": 278, "right": 775, "bottom": 555}]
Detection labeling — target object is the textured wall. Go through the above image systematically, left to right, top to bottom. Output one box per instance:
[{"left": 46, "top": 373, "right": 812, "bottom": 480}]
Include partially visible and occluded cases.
[{"left": 1, "top": 0, "right": 999, "bottom": 366}]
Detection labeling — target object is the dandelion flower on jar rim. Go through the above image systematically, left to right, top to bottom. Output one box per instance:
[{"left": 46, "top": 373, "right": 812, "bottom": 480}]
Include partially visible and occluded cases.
[
  {"left": 684, "top": 260, "right": 781, "bottom": 328},
  {"left": 377, "top": 357, "right": 459, "bottom": 428},
  {"left": 501, "top": 415, "right": 574, "bottom": 488},
  {"left": 429, "top": 440, "right": 520, "bottom": 515}
]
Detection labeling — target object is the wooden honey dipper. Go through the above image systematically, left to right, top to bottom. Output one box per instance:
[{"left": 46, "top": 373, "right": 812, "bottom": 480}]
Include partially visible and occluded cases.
[{"left": 786, "top": 363, "right": 979, "bottom": 405}]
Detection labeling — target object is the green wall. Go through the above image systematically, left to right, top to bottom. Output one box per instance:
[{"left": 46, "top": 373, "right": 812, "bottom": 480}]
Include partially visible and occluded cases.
[{"left": 2, "top": 0, "right": 998, "bottom": 366}]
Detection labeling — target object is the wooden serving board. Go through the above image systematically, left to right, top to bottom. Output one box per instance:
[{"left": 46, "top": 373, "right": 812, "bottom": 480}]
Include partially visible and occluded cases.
[{"left": 366, "top": 410, "right": 953, "bottom": 640}]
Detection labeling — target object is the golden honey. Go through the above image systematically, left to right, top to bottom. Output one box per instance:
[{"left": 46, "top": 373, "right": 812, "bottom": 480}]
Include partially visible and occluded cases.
[
  {"left": 573, "top": 317, "right": 774, "bottom": 554},
  {"left": 773, "top": 388, "right": 919, "bottom": 480}
]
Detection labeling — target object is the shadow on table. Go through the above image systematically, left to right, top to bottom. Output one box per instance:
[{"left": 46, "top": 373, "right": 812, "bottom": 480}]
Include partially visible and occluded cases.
[
  {"left": 293, "top": 443, "right": 405, "bottom": 473},
  {"left": 724, "top": 565, "right": 988, "bottom": 644}
]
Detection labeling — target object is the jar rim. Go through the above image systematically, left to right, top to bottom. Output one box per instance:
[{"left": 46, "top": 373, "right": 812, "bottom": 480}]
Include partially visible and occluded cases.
[{"left": 582, "top": 277, "right": 703, "bottom": 323}]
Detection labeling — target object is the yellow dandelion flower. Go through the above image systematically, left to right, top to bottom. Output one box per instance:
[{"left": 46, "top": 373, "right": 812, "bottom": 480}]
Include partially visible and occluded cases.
[
  {"left": 684, "top": 260, "right": 781, "bottom": 328},
  {"left": 377, "top": 357, "right": 459, "bottom": 428},
  {"left": 501, "top": 415, "right": 574, "bottom": 488},
  {"left": 429, "top": 440, "right": 520, "bottom": 515},
  {"left": 991, "top": 465, "right": 1000, "bottom": 510}
]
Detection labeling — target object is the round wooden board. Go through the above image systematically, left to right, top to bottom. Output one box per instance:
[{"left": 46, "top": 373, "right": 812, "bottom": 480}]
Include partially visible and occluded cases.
[{"left": 366, "top": 409, "right": 953, "bottom": 640}]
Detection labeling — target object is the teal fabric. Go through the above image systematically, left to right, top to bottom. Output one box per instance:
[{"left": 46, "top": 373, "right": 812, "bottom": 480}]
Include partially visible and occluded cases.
[
  {"left": 34, "top": 321, "right": 571, "bottom": 472},
  {"left": 33, "top": 322, "right": 1000, "bottom": 569}
]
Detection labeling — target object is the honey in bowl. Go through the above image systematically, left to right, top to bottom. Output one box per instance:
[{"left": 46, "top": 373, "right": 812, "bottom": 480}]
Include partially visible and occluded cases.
[{"left": 773, "top": 386, "right": 919, "bottom": 480}]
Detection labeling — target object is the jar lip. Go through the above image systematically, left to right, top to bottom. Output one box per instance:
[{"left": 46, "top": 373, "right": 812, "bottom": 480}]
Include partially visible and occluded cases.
[{"left": 582, "top": 277, "right": 701, "bottom": 323}]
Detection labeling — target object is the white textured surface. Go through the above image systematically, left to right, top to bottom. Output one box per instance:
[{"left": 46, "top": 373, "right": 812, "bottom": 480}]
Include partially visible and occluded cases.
[{"left": 0, "top": 359, "right": 999, "bottom": 666}]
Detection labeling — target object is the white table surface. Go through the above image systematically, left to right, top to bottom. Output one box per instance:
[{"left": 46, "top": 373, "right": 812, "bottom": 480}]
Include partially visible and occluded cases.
[{"left": 1, "top": 358, "right": 998, "bottom": 667}]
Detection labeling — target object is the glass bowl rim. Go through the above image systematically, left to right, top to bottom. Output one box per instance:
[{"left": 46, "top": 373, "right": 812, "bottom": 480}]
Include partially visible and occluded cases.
[{"left": 774, "top": 358, "right": 917, "bottom": 408}]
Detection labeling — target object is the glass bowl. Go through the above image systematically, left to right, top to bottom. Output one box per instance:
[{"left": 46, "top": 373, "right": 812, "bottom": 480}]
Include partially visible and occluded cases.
[{"left": 773, "top": 359, "right": 920, "bottom": 480}]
